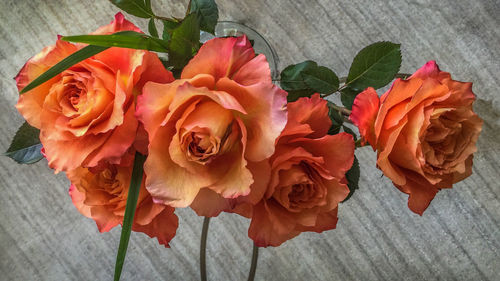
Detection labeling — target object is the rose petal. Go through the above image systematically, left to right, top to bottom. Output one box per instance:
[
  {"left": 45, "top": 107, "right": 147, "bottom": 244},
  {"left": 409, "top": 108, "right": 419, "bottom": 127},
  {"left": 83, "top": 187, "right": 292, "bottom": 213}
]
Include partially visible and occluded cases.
[
  {"left": 91, "top": 12, "right": 141, "bottom": 35},
  {"left": 181, "top": 35, "right": 256, "bottom": 82},
  {"left": 16, "top": 40, "right": 77, "bottom": 128},
  {"left": 231, "top": 54, "right": 272, "bottom": 85},
  {"left": 408, "top": 60, "right": 440, "bottom": 80},
  {"left": 215, "top": 78, "right": 287, "bottom": 162},
  {"left": 375, "top": 78, "right": 423, "bottom": 138},
  {"left": 349, "top": 87, "right": 380, "bottom": 148},
  {"left": 286, "top": 93, "right": 331, "bottom": 138},
  {"left": 83, "top": 105, "right": 138, "bottom": 167},
  {"left": 206, "top": 118, "right": 253, "bottom": 198},
  {"left": 144, "top": 124, "right": 214, "bottom": 207},
  {"left": 292, "top": 133, "right": 355, "bottom": 180},
  {"left": 68, "top": 184, "right": 92, "bottom": 218},
  {"left": 190, "top": 188, "right": 234, "bottom": 217},
  {"left": 248, "top": 201, "right": 299, "bottom": 247},
  {"left": 132, "top": 206, "right": 178, "bottom": 247},
  {"left": 295, "top": 208, "right": 339, "bottom": 233}
]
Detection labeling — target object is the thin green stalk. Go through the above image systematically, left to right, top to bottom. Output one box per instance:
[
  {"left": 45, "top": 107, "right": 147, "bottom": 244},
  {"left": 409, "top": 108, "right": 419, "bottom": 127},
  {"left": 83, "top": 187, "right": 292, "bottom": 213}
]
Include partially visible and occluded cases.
[
  {"left": 323, "top": 72, "right": 413, "bottom": 98},
  {"left": 395, "top": 73, "right": 412, "bottom": 79},
  {"left": 329, "top": 103, "right": 352, "bottom": 116},
  {"left": 355, "top": 138, "right": 368, "bottom": 148},
  {"left": 113, "top": 152, "right": 146, "bottom": 281},
  {"left": 200, "top": 217, "right": 211, "bottom": 281},
  {"left": 247, "top": 244, "right": 259, "bottom": 281}
]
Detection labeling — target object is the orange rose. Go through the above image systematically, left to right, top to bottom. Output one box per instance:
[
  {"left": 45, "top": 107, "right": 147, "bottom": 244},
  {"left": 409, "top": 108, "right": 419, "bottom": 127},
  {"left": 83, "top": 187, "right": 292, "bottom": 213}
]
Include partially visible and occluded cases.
[
  {"left": 15, "top": 13, "right": 173, "bottom": 172},
  {"left": 137, "top": 36, "right": 288, "bottom": 207},
  {"left": 350, "top": 61, "right": 483, "bottom": 215},
  {"left": 246, "top": 94, "right": 354, "bottom": 247},
  {"left": 67, "top": 151, "right": 178, "bottom": 247}
]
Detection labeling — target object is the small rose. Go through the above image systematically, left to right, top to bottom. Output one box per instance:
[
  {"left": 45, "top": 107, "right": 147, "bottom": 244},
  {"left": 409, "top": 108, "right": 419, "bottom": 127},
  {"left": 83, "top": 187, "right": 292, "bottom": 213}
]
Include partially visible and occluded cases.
[
  {"left": 350, "top": 61, "right": 483, "bottom": 214},
  {"left": 67, "top": 151, "right": 178, "bottom": 247}
]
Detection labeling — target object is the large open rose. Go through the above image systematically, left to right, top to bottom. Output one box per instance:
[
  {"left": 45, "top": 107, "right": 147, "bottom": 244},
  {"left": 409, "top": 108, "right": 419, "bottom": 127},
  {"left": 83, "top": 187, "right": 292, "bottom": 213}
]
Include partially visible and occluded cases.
[
  {"left": 15, "top": 13, "right": 173, "bottom": 172},
  {"left": 137, "top": 36, "right": 287, "bottom": 207},
  {"left": 350, "top": 61, "right": 483, "bottom": 215},
  {"left": 246, "top": 94, "right": 354, "bottom": 247},
  {"left": 67, "top": 151, "right": 178, "bottom": 247}
]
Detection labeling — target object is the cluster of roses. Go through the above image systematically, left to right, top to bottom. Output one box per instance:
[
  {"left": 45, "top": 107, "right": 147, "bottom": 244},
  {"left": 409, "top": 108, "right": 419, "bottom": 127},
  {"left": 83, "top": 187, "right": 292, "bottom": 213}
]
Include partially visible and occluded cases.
[{"left": 15, "top": 14, "right": 482, "bottom": 247}]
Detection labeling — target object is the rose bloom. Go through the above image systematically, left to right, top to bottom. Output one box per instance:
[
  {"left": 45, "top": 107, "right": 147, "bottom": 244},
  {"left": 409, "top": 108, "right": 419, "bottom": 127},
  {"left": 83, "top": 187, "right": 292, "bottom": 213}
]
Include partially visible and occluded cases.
[
  {"left": 15, "top": 13, "right": 173, "bottom": 172},
  {"left": 137, "top": 36, "right": 287, "bottom": 207},
  {"left": 350, "top": 61, "right": 483, "bottom": 215},
  {"left": 242, "top": 94, "right": 354, "bottom": 247},
  {"left": 67, "top": 151, "right": 178, "bottom": 246}
]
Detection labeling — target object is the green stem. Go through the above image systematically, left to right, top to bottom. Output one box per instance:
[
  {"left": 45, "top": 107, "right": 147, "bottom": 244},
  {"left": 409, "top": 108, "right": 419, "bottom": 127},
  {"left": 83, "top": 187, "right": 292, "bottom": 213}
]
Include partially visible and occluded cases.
[
  {"left": 155, "top": 15, "right": 178, "bottom": 22},
  {"left": 324, "top": 72, "right": 412, "bottom": 98},
  {"left": 395, "top": 73, "right": 412, "bottom": 79},
  {"left": 327, "top": 103, "right": 353, "bottom": 124},
  {"left": 330, "top": 103, "right": 352, "bottom": 116},
  {"left": 355, "top": 138, "right": 367, "bottom": 148},
  {"left": 200, "top": 217, "right": 211, "bottom": 281},
  {"left": 247, "top": 244, "right": 259, "bottom": 281}
]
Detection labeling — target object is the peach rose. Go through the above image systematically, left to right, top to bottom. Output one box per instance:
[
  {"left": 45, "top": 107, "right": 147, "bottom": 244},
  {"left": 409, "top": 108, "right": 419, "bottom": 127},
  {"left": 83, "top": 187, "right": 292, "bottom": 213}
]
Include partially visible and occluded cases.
[
  {"left": 15, "top": 13, "right": 173, "bottom": 172},
  {"left": 136, "top": 36, "right": 288, "bottom": 207},
  {"left": 350, "top": 61, "right": 483, "bottom": 215},
  {"left": 245, "top": 94, "right": 354, "bottom": 247},
  {"left": 67, "top": 151, "right": 178, "bottom": 247}
]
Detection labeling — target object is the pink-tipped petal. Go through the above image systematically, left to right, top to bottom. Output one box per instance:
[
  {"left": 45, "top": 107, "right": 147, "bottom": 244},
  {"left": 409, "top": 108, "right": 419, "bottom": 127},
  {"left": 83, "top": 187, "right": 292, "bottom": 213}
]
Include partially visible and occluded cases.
[{"left": 349, "top": 87, "right": 380, "bottom": 148}]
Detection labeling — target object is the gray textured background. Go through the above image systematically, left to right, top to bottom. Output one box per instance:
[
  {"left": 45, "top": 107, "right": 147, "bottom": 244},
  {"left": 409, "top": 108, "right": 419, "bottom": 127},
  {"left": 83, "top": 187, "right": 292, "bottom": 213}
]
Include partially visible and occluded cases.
[{"left": 1, "top": 0, "right": 499, "bottom": 280}]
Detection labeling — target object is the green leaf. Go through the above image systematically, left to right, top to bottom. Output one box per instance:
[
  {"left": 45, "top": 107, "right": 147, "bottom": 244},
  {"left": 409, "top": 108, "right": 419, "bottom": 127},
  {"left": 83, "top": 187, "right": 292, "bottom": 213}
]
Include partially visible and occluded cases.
[
  {"left": 110, "top": 0, "right": 154, "bottom": 18},
  {"left": 144, "top": 0, "right": 152, "bottom": 11},
  {"left": 189, "top": 0, "right": 219, "bottom": 34},
  {"left": 168, "top": 13, "right": 201, "bottom": 69},
  {"left": 148, "top": 18, "right": 159, "bottom": 38},
  {"left": 162, "top": 20, "right": 180, "bottom": 42},
  {"left": 62, "top": 31, "right": 168, "bottom": 52},
  {"left": 345, "top": 41, "right": 401, "bottom": 91},
  {"left": 20, "top": 45, "right": 108, "bottom": 94},
  {"left": 280, "top": 60, "right": 339, "bottom": 102},
  {"left": 281, "top": 61, "right": 316, "bottom": 91},
  {"left": 302, "top": 66, "right": 339, "bottom": 94},
  {"left": 340, "top": 87, "right": 358, "bottom": 110},
  {"left": 286, "top": 89, "right": 315, "bottom": 103},
  {"left": 327, "top": 101, "right": 343, "bottom": 135},
  {"left": 4, "top": 122, "right": 43, "bottom": 164},
  {"left": 342, "top": 125, "right": 358, "bottom": 141},
  {"left": 114, "top": 152, "right": 146, "bottom": 281},
  {"left": 342, "top": 156, "right": 360, "bottom": 202}
]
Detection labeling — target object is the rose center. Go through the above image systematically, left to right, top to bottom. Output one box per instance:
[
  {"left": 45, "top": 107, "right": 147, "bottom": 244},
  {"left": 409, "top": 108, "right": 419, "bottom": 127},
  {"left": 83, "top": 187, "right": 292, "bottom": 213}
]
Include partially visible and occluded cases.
[
  {"left": 55, "top": 72, "right": 92, "bottom": 118},
  {"left": 66, "top": 82, "right": 87, "bottom": 110},
  {"left": 422, "top": 109, "right": 464, "bottom": 170},
  {"left": 184, "top": 132, "right": 219, "bottom": 164},
  {"left": 283, "top": 162, "right": 326, "bottom": 211},
  {"left": 95, "top": 166, "right": 122, "bottom": 196},
  {"left": 289, "top": 182, "right": 315, "bottom": 205}
]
